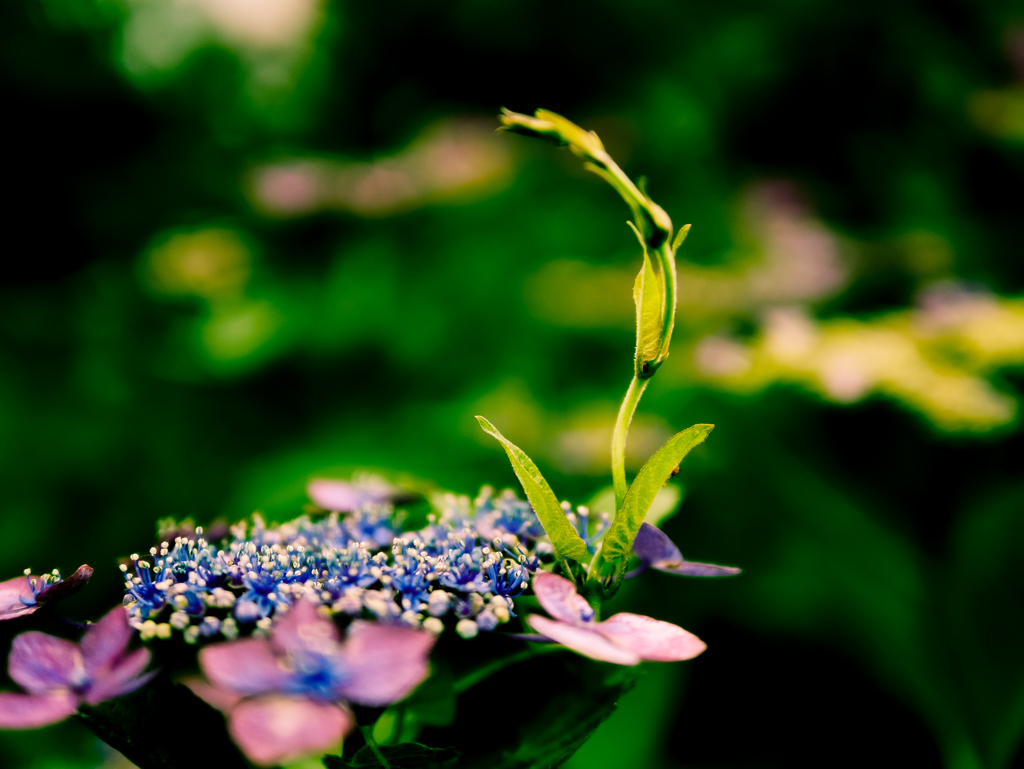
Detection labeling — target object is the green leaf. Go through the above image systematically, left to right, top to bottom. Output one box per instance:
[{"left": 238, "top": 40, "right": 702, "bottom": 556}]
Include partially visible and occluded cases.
[
  {"left": 475, "top": 416, "right": 589, "bottom": 561},
  {"left": 602, "top": 424, "right": 714, "bottom": 562},
  {"left": 403, "top": 650, "right": 636, "bottom": 768},
  {"left": 499, "top": 673, "right": 635, "bottom": 768},
  {"left": 323, "top": 743, "right": 460, "bottom": 768}
]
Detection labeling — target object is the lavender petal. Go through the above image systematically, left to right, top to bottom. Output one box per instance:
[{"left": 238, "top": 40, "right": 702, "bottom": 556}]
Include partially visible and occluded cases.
[
  {"left": 632, "top": 522, "right": 683, "bottom": 567},
  {"left": 633, "top": 523, "right": 740, "bottom": 577},
  {"left": 654, "top": 559, "right": 741, "bottom": 577},
  {"left": 80, "top": 607, "right": 132, "bottom": 680},
  {"left": 336, "top": 621, "right": 435, "bottom": 707},
  {"left": 8, "top": 632, "right": 83, "bottom": 693},
  {"left": 82, "top": 648, "right": 155, "bottom": 706}
]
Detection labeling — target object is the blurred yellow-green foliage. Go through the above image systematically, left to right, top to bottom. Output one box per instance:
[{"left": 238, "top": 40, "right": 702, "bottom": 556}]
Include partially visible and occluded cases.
[{"left": 1, "top": 0, "right": 1024, "bottom": 767}]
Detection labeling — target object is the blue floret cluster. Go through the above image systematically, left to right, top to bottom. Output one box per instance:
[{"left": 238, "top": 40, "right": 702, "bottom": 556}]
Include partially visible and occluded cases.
[{"left": 121, "top": 486, "right": 608, "bottom": 644}]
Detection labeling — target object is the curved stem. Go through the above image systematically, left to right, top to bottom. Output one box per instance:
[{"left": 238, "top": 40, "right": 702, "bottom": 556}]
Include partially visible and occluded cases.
[
  {"left": 611, "top": 375, "right": 649, "bottom": 512},
  {"left": 361, "top": 726, "right": 391, "bottom": 768}
]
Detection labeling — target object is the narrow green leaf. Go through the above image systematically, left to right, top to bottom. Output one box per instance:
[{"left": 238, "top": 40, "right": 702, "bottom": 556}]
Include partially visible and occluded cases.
[
  {"left": 671, "top": 222, "right": 691, "bottom": 252},
  {"left": 475, "top": 416, "right": 589, "bottom": 561},
  {"left": 602, "top": 424, "right": 714, "bottom": 562}
]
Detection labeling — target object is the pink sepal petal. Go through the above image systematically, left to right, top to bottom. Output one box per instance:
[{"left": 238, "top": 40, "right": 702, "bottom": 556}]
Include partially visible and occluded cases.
[
  {"left": 531, "top": 572, "right": 595, "bottom": 625},
  {"left": 0, "top": 576, "right": 39, "bottom": 621},
  {"left": 271, "top": 600, "right": 337, "bottom": 657},
  {"left": 80, "top": 607, "right": 132, "bottom": 679},
  {"left": 595, "top": 613, "right": 707, "bottom": 661},
  {"left": 526, "top": 615, "right": 641, "bottom": 666},
  {"left": 337, "top": 621, "right": 435, "bottom": 707},
  {"left": 8, "top": 632, "right": 83, "bottom": 693},
  {"left": 199, "top": 638, "right": 291, "bottom": 697},
  {"left": 82, "top": 648, "right": 155, "bottom": 706},
  {"left": 182, "top": 676, "right": 243, "bottom": 713},
  {"left": 0, "top": 692, "right": 78, "bottom": 729},
  {"left": 228, "top": 695, "right": 353, "bottom": 767}
]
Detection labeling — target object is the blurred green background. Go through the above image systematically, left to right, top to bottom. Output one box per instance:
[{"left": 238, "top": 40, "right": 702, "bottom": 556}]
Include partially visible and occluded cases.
[{"left": 2, "top": 0, "right": 1024, "bottom": 766}]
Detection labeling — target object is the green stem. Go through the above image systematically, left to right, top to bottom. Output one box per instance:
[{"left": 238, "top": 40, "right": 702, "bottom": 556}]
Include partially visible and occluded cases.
[
  {"left": 612, "top": 375, "right": 649, "bottom": 512},
  {"left": 453, "top": 644, "right": 561, "bottom": 693},
  {"left": 361, "top": 726, "right": 390, "bottom": 769}
]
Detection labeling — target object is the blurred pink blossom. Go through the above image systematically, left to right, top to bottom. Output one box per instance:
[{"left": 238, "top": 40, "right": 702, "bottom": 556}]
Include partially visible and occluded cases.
[
  {"left": 307, "top": 476, "right": 399, "bottom": 512},
  {"left": 194, "top": 600, "right": 435, "bottom": 766},
  {"left": 0, "top": 607, "right": 154, "bottom": 729}
]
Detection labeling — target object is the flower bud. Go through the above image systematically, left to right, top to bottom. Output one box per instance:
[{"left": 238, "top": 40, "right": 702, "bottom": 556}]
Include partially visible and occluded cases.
[{"left": 455, "top": 619, "right": 478, "bottom": 639}]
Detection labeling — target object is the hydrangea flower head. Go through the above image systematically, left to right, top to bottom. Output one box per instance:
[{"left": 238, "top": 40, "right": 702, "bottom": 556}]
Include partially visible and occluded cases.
[
  {"left": 123, "top": 488, "right": 563, "bottom": 642},
  {"left": 526, "top": 572, "right": 706, "bottom": 666},
  {"left": 0, "top": 606, "right": 154, "bottom": 729}
]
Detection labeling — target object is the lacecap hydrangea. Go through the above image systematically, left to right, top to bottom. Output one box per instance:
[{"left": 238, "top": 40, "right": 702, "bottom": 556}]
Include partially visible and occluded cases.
[{"left": 121, "top": 485, "right": 609, "bottom": 644}]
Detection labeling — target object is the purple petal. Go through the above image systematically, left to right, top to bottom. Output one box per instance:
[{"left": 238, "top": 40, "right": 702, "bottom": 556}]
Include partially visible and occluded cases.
[
  {"left": 308, "top": 479, "right": 391, "bottom": 512},
  {"left": 632, "top": 523, "right": 741, "bottom": 577},
  {"left": 632, "top": 523, "right": 682, "bottom": 570},
  {"left": 656, "top": 560, "right": 742, "bottom": 577},
  {"left": 35, "top": 565, "right": 94, "bottom": 606},
  {"left": 531, "top": 572, "right": 595, "bottom": 625},
  {"left": 0, "top": 576, "right": 40, "bottom": 621},
  {"left": 270, "top": 600, "right": 337, "bottom": 657},
  {"left": 80, "top": 607, "right": 131, "bottom": 680},
  {"left": 595, "top": 613, "right": 706, "bottom": 661},
  {"left": 526, "top": 615, "right": 641, "bottom": 666},
  {"left": 336, "top": 621, "right": 435, "bottom": 707},
  {"left": 8, "top": 632, "right": 84, "bottom": 693},
  {"left": 199, "top": 638, "right": 291, "bottom": 697},
  {"left": 82, "top": 648, "right": 155, "bottom": 706},
  {"left": 182, "top": 676, "right": 244, "bottom": 713},
  {"left": 0, "top": 692, "right": 78, "bottom": 729},
  {"left": 228, "top": 695, "right": 352, "bottom": 767}
]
